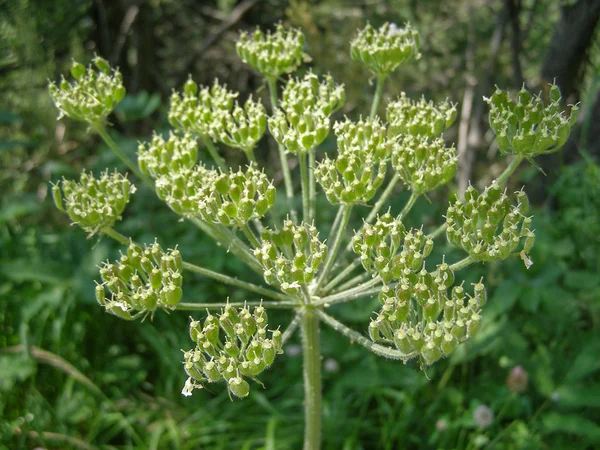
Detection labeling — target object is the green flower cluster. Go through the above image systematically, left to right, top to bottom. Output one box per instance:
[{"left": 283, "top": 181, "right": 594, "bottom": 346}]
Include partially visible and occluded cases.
[
  {"left": 350, "top": 22, "right": 420, "bottom": 77},
  {"left": 236, "top": 23, "right": 305, "bottom": 79},
  {"left": 49, "top": 57, "right": 125, "bottom": 124},
  {"left": 268, "top": 72, "right": 345, "bottom": 154},
  {"left": 169, "top": 78, "right": 238, "bottom": 138},
  {"left": 485, "top": 84, "right": 578, "bottom": 156},
  {"left": 387, "top": 93, "right": 456, "bottom": 138},
  {"left": 211, "top": 97, "right": 267, "bottom": 154},
  {"left": 315, "top": 117, "right": 393, "bottom": 204},
  {"left": 138, "top": 132, "right": 198, "bottom": 179},
  {"left": 391, "top": 135, "right": 457, "bottom": 193},
  {"left": 156, "top": 164, "right": 276, "bottom": 228},
  {"left": 52, "top": 170, "right": 135, "bottom": 234},
  {"left": 446, "top": 183, "right": 535, "bottom": 268},
  {"left": 352, "top": 213, "right": 407, "bottom": 283},
  {"left": 254, "top": 220, "right": 327, "bottom": 295},
  {"left": 95, "top": 240, "right": 183, "bottom": 320},
  {"left": 371, "top": 267, "right": 486, "bottom": 365},
  {"left": 182, "top": 305, "right": 282, "bottom": 398}
]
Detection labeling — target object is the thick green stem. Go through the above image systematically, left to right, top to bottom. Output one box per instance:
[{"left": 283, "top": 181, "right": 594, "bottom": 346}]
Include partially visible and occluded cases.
[
  {"left": 369, "top": 74, "right": 387, "bottom": 119},
  {"left": 267, "top": 77, "right": 297, "bottom": 222},
  {"left": 93, "top": 124, "right": 151, "bottom": 187},
  {"left": 203, "top": 136, "right": 227, "bottom": 172},
  {"left": 245, "top": 148, "right": 257, "bottom": 164},
  {"left": 308, "top": 149, "right": 316, "bottom": 225},
  {"left": 299, "top": 152, "right": 311, "bottom": 223},
  {"left": 496, "top": 155, "right": 524, "bottom": 186},
  {"left": 399, "top": 191, "right": 419, "bottom": 218},
  {"left": 315, "top": 205, "right": 352, "bottom": 292},
  {"left": 427, "top": 223, "right": 447, "bottom": 240},
  {"left": 242, "top": 224, "right": 262, "bottom": 249},
  {"left": 449, "top": 255, "right": 475, "bottom": 272},
  {"left": 177, "top": 301, "right": 297, "bottom": 310},
  {"left": 301, "top": 308, "right": 322, "bottom": 450},
  {"left": 314, "top": 309, "right": 414, "bottom": 361}
]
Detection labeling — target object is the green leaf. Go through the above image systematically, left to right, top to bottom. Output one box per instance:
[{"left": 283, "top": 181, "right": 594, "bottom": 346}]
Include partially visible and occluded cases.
[
  {"left": 0, "top": 196, "right": 43, "bottom": 222},
  {"left": 564, "top": 270, "right": 600, "bottom": 291},
  {"left": 485, "top": 280, "right": 520, "bottom": 319},
  {"left": 565, "top": 340, "right": 600, "bottom": 383},
  {"left": 555, "top": 384, "right": 600, "bottom": 408},
  {"left": 541, "top": 413, "right": 600, "bottom": 442}
]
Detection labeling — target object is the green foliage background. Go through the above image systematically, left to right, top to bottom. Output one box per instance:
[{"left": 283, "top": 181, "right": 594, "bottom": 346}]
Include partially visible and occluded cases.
[{"left": 1, "top": 0, "right": 599, "bottom": 449}]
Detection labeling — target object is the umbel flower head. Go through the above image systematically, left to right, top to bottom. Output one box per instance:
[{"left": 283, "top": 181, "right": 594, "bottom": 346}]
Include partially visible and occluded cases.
[
  {"left": 350, "top": 22, "right": 420, "bottom": 77},
  {"left": 236, "top": 23, "right": 305, "bottom": 79},
  {"left": 49, "top": 57, "right": 126, "bottom": 124},
  {"left": 281, "top": 71, "right": 345, "bottom": 117},
  {"left": 268, "top": 72, "right": 345, "bottom": 154},
  {"left": 169, "top": 78, "right": 238, "bottom": 138},
  {"left": 485, "top": 83, "right": 578, "bottom": 157},
  {"left": 387, "top": 93, "right": 457, "bottom": 139},
  {"left": 211, "top": 96, "right": 267, "bottom": 154},
  {"left": 315, "top": 117, "right": 393, "bottom": 204},
  {"left": 138, "top": 132, "right": 198, "bottom": 179},
  {"left": 391, "top": 135, "right": 458, "bottom": 194},
  {"left": 155, "top": 164, "right": 276, "bottom": 228},
  {"left": 52, "top": 170, "right": 135, "bottom": 235},
  {"left": 445, "top": 183, "right": 535, "bottom": 268},
  {"left": 353, "top": 215, "right": 435, "bottom": 284},
  {"left": 254, "top": 220, "right": 327, "bottom": 294},
  {"left": 95, "top": 240, "right": 183, "bottom": 320},
  {"left": 371, "top": 252, "right": 486, "bottom": 365},
  {"left": 182, "top": 304, "right": 283, "bottom": 398}
]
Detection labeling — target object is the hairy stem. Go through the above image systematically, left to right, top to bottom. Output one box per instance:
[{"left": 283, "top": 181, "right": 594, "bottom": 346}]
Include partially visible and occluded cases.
[
  {"left": 369, "top": 74, "right": 387, "bottom": 119},
  {"left": 267, "top": 76, "right": 297, "bottom": 223},
  {"left": 93, "top": 124, "right": 151, "bottom": 187},
  {"left": 203, "top": 136, "right": 227, "bottom": 171},
  {"left": 309, "top": 148, "right": 316, "bottom": 225},
  {"left": 299, "top": 151, "right": 311, "bottom": 223},
  {"left": 315, "top": 205, "right": 352, "bottom": 292},
  {"left": 449, "top": 255, "right": 475, "bottom": 272},
  {"left": 321, "top": 260, "right": 361, "bottom": 294},
  {"left": 182, "top": 262, "right": 289, "bottom": 301},
  {"left": 332, "top": 270, "right": 370, "bottom": 293},
  {"left": 316, "top": 277, "right": 381, "bottom": 306},
  {"left": 177, "top": 301, "right": 297, "bottom": 310},
  {"left": 301, "top": 308, "right": 322, "bottom": 450},
  {"left": 314, "top": 309, "right": 414, "bottom": 361},
  {"left": 282, "top": 311, "right": 304, "bottom": 345}
]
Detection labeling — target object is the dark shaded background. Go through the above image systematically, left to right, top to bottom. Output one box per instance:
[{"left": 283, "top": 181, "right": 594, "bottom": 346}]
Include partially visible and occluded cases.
[{"left": 1, "top": 0, "right": 599, "bottom": 449}]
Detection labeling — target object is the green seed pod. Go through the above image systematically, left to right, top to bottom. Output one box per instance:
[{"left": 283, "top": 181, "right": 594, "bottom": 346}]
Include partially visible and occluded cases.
[
  {"left": 393, "top": 328, "right": 414, "bottom": 356},
  {"left": 441, "top": 333, "right": 458, "bottom": 355},
  {"left": 421, "top": 341, "right": 442, "bottom": 365},
  {"left": 202, "top": 360, "right": 222, "bottom": 383},
  {"left": 228, "top": 377, "right": 250, "bottom": 398}
]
